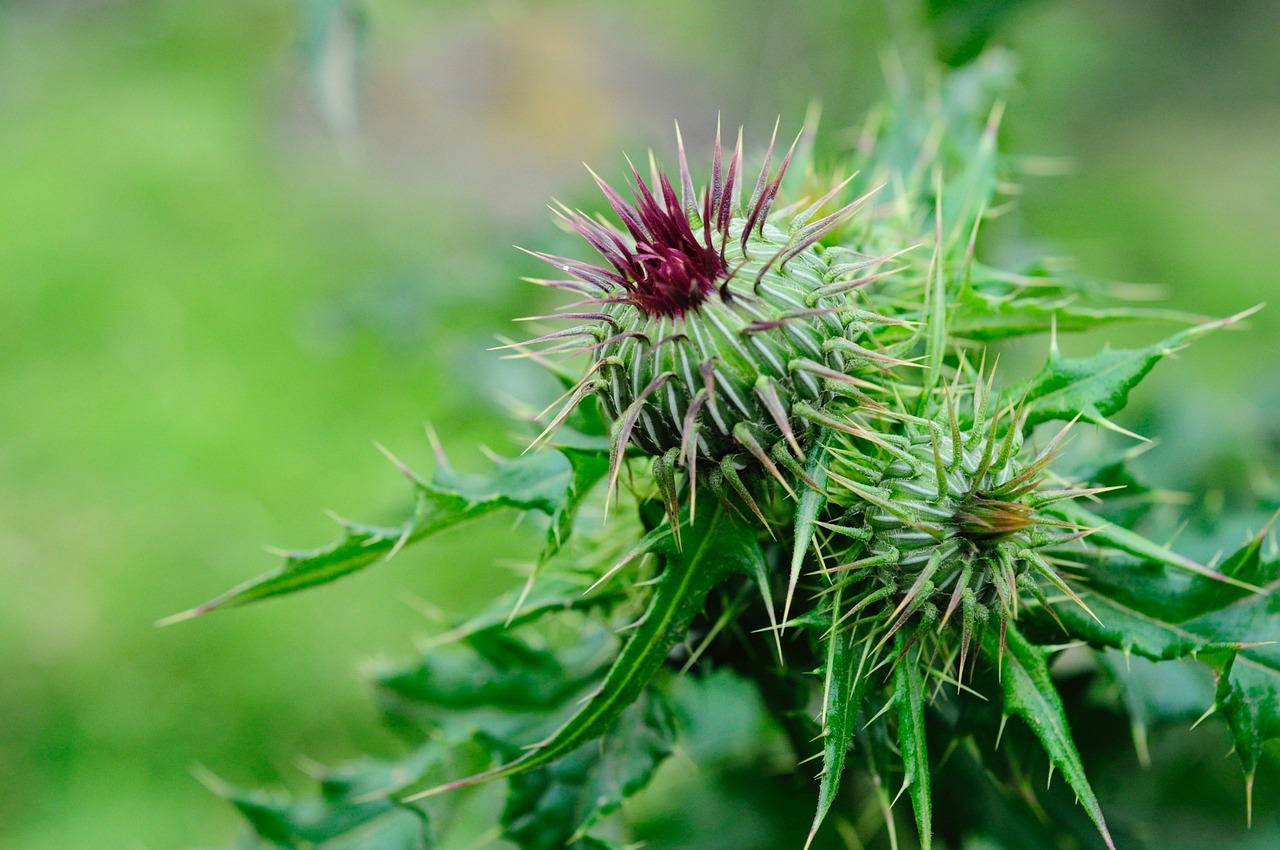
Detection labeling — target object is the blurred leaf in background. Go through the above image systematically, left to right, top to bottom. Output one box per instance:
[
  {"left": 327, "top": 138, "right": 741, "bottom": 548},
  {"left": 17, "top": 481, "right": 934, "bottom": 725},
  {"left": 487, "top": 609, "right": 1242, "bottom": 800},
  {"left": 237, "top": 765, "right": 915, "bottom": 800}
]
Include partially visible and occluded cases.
[
  {"left": 299, "top": 0, "right": 368, "bottom": 156},
  {"left": 925, "top": 0, "right": 1037, "bottom": 66}
]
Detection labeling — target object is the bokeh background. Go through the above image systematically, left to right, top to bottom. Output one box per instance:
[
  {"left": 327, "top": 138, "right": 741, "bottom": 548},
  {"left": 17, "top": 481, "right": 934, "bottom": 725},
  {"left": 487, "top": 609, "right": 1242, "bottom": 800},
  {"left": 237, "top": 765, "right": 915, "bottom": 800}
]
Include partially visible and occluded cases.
[{"left": 2, "top": 1, "right": 1278, "bottom": 848}]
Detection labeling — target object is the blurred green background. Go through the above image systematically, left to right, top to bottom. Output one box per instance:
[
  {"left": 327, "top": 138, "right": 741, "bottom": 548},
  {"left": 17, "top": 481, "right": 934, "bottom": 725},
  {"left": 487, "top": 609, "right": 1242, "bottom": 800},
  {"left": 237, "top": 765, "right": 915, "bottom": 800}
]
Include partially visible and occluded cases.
[{"left": 1, "top": 1, "right": 1277, "bottom": 848}]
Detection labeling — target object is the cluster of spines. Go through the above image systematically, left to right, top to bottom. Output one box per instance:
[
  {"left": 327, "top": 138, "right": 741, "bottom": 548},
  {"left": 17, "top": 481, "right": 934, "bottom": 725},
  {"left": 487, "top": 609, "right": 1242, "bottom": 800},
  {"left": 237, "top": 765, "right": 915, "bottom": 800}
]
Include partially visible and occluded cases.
[
  {"left": 528, "top": 121, "right": 858, "bottom": 320},
  {"left": 512, "top": 124, "right": 1109, "bottom": 664},
  {"left": 510, "top": 125, "right": 911, "bottom": 523},
  {"left": 817, "top": 374, "right": 1105, "bottom": 672}
]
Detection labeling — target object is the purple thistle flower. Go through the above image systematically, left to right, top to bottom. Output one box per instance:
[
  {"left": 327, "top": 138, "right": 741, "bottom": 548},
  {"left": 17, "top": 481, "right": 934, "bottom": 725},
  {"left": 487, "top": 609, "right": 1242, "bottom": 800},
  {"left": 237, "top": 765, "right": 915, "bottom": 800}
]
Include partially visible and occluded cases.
[
  {"left": 516, "top": 122, "right": 902, "bottom": 518},
  {"left": 546, "top": 123, "right": 798, "bottom": 319}
]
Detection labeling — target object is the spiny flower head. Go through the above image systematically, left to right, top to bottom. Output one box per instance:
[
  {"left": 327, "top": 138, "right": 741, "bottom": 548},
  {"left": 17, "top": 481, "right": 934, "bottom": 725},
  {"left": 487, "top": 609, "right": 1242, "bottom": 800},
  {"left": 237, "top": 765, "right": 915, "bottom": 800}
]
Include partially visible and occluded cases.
[
  {"left": 519, "top": 124, "right": 907, "bottom": 507},
  {"left": 823, "top": 374, "right": 1100, "bottom": 664}
]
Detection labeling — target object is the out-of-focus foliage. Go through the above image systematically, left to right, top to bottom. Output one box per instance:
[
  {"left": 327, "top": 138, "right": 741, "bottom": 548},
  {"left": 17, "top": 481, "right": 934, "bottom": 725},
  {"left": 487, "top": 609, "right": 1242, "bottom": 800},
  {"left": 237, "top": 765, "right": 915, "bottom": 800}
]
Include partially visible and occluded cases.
[
  {"left": 925, "top": 0, "right": 1036, "bottom": 66},
  {"left": 1, "top": 1, "right": 1277, "bottom": 849}
]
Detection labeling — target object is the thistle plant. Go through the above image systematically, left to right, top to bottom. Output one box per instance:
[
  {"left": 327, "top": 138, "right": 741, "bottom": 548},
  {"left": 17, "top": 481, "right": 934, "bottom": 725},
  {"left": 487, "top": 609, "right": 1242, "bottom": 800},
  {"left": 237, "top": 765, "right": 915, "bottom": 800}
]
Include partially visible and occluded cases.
[{"left": 182, "top": 58, "right": 1276, "bottom": 850}]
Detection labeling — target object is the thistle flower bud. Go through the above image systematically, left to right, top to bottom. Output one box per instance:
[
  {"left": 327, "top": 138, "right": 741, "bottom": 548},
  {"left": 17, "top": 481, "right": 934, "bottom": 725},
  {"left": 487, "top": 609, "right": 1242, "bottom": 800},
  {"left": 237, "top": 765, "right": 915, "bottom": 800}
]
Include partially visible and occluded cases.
[
  {"left": 521, "top": 125, "right": 901, "bottom": 498},
  {"left": 826, "top": 378, "right": 1094, "bottom": 660}
]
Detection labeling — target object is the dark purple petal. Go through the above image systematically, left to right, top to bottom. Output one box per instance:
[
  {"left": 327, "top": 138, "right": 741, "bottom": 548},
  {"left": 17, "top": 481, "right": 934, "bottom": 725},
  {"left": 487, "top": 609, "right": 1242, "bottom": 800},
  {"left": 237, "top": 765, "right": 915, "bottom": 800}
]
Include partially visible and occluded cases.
[{"left": 537, "top": 125, "right": 829, "bottom": 320}]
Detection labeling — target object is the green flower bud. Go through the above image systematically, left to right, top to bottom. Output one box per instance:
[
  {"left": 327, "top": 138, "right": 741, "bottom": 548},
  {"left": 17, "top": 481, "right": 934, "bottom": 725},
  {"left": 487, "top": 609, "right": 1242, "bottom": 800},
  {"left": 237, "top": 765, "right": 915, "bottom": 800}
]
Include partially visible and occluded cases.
[{"left": 826, "top": 379, "right": 1095, "bottom": 661}]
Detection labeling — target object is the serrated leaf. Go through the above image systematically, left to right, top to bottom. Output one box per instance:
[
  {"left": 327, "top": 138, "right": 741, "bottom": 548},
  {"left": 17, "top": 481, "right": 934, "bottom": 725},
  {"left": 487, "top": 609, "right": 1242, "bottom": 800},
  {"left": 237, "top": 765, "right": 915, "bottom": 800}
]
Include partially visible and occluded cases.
[
  {"left": 949, "top": 268, "right": 1201, "bottom": 341},
  {"left": 1011, "top": 309, "right": 1256, "bottom": 433},
  {"left": 505, "top": 447, "right": 612, "bottom": 624},
  {"left": 540, "top": 448, "right": 609, "bottom": 565},
  {"left": 173, "top": 449, "right": 576, "bottom": 618},
  {"left": 408, "top": 493, "right": 765, "bottom": 799},
  {"left": 1047, "top": 499, "right": 1260, "bottom": 593},
  {"left": 1179, "top": 517, "right": 1279, "bottom": 614},
  {"left": 1040, "top": 523, "right": 1275, "bottom": 660},
  {"left": 1038, "top": 527, "right": 1279, "bottom": 804},
  {"left": 1044, "top": 527, "right": 1274, "bottom": 652},
  {"left": 1033, "top": 530, "right": 1263, "bottom": 660},
  {"left": 1183, "top": 545, "right": 1280, "bottom": 814},
  {"left": 1041, "top": 555, "right": 1276, "bottom": 788},
  {"left": 411, "top": 573, "right": 626, "bottom": 653},
  {"left": 1048, "top": 584, "right": 1228, "bottom": 661},
  {"left": 806, "top": 593, "right": 877, "bottom": 848},
  {"left": 807, "top": 599, "right": 853, "bottom": 848},
  {"left": 983, "top": 623, "right": 1115, "bottom": 850},
  {"left": 375, "top": 627, "right": 614, "bottom": 746},
  {"left": 894, "top": 632, "right": 932, "bottom": 850},
  {"left": 1200, "top": 647, "right": 1280, "bottom": 822},
  {"left": 501, "top": 690, "right": 675, "bottom": 850},
  {"left": 209, "top": 747, "right": 436, "bottom": 850}
]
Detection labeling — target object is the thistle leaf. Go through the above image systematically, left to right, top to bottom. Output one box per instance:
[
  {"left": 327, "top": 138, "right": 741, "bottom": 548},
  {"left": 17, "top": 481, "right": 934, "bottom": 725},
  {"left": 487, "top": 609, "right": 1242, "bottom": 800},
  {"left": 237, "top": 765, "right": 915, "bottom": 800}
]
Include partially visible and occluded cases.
[
  {"left": 949, "top": 269, "right": 1203, "bottom": 341},
  {"left": 1012, "top": 308, "right": 1257, "bottom": 433},
  {"left": 508, "top": 447, "right": 612, "bottom": 621},
  {"left": 539, "top": 448, "right": 610, "bottom": 566},
  {"left": 171, "top": 449, "right": 576, "bottom": 618},
  {"left": 406, "top": 495, "right": 765, "bottom": 798},
  {"left": 1047, "top": 500, "right": 1261, "bottom": 592},
  {"left": 1178, "top": 518, "right": 1279, "bottom": 614},
  {"left": 1036, "top": 524, "right": 1275, "bottom": 660},
  {"left": 1040, "top": 527, "right": 1279, "bottom": 813},
  {"left": 1062, "top": 538, "right": 1280, "bottom": 822},
  {"left": 1183, "top": 542, "right": 1280, "bottom": 819},
  {"left": 409, "top": 574, "right": 626, "bottom": 652},
  {"left": 1047, "top": 586, "right": 1231, "bottom": 661},
  {"left": 806, "top": 595, "right": 876, "bottom": 848},
  {"left": 983, "top": 623, "right": 1115, "bottom": 850},
  {"left": 375, "top": 627, "right": 614, "bottom": 746},
  {"left": 894, "top": 631, "right": 932, "bottom": 850},
  {"left": 1199, "top": 648, "right": 1280, "bottom": 825},
  {"left": 501, "top": 690, "right": 675, "bottom": 850},
  {"left": 206, "top": 747, "right": 437, "bottom": 850}
]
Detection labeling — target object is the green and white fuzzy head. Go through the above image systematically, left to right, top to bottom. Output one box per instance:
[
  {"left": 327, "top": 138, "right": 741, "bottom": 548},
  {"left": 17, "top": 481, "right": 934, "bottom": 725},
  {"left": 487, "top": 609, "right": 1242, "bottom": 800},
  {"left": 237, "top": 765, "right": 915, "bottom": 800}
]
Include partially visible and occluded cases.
[
  {"left": 519, "top": 125, "right": 907, "bottom": 508},
  {"left": 823, "top": 374, "right": 1100, "bottom": 664}
]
